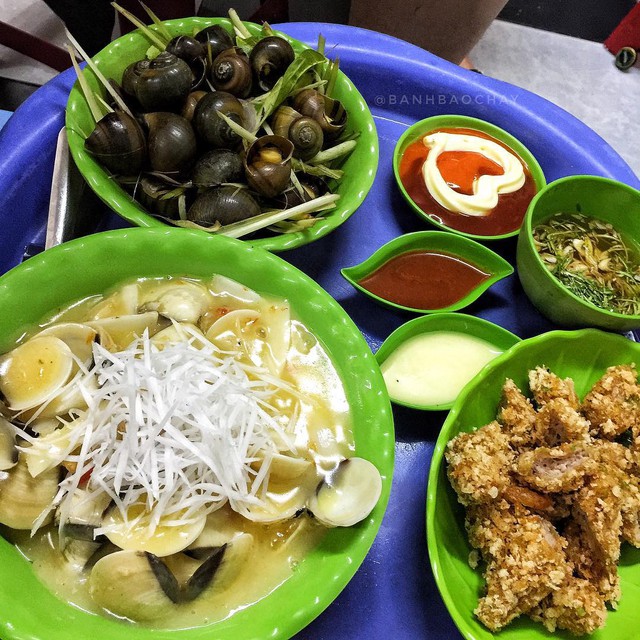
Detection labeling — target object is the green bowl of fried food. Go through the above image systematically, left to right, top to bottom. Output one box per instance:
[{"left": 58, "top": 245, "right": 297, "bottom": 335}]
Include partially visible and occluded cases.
[
  {"left": 65, "top": 14, "right": 378, "bottom": 252},
  {"left": 517, "top": 175, "right": 640, "bottom": 331},
  {"left": 0, "top": 228, "right": 394, "bottom": 640},
  {"left": 427, "top": 329, "right": 640, "bottom": 640}
]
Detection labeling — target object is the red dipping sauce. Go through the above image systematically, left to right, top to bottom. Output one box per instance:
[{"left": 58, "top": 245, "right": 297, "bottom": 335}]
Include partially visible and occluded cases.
[
  {"left": 398, "top": 127, "right": 537, "bottom": 236},
  {"left": 358, "top": 250, "right": 490, "bottom": 310}
]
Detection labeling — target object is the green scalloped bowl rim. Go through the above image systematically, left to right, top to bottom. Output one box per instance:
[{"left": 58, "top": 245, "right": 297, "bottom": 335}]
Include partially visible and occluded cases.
[
  {"left": 65, "top": 17, "right": 379, "bottom": 253},
  {"left": 392, "top": 114, "right": 546, "bottom": 241},
  {"left": 0, "top": 228, "right": 394, "bottom": 640},
  {"left": 341, "top": 231, "right": 514, "bottom": 314},
  {"left": 375, "top": 312, "right": 520, "bottom": 411},
  {"left": 426, "top": 329, "right": 640, "bottom": 640}
]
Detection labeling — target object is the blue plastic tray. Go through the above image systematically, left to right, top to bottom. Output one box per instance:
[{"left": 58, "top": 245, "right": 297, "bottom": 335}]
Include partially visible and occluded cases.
[{"left": 0, "top": 22, "right": 638, "bottom": 640}]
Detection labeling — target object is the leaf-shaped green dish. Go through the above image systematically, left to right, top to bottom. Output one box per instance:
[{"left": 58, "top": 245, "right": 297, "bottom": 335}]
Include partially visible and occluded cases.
[
  {"left": 65, "top": 17, "right": 379, "bottom": 253},
  {"left": 341, "top": 231, "right": 513, "bottom": 314},
  {"left": 375, "top": 313, "right": 520, "bottom": 411},
  {"left": 426, "top": 329, "right": 640, "bottom": 640}
]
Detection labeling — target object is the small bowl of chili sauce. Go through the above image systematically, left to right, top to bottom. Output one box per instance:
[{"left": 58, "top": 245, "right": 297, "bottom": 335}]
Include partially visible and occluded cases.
[
  {"left": 393, "top": 115, "right": 546, "bottom": 241},
  {"left": 340, "top": 231, "right": 513, "bottom": 314}
]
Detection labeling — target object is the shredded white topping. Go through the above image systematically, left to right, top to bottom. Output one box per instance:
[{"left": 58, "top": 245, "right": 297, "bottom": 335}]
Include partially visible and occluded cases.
[{"left": 32, "top": 324, "right": 301, "bottom": 536}]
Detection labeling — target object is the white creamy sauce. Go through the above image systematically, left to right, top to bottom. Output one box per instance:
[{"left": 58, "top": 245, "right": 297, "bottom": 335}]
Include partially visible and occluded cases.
[
  {"left": 421, "top": 131, "right": 525, "bottom": 216},
  {"left": 381, "top": 331, "right": 503, "bottom": 406}
]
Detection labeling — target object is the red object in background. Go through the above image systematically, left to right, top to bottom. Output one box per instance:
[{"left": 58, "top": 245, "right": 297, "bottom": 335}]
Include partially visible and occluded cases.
[
  {"left": 117, "top": 0, "right": 196, "bottom": 34},
  {"left": 604, "top": 2, "right": 640, "bottom": 53}
]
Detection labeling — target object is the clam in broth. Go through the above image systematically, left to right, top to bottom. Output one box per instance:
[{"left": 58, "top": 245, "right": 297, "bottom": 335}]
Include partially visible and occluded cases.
[{"left": 0, "top": 275, "right": 382, "bottom": 628}]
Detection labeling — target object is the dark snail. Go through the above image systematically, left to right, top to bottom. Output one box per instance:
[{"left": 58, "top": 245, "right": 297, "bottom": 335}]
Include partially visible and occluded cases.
[
  {"left": 195, "top": 24, "right": 235, "bottom": 62},
  {"left": 249, "top": 36, "right": 295, "bottom": 92},
  {"left": 209, "top": 48, "right": 252, "bottom": 98},
  {"left": 135, "top": 52, "right": 194, "bottom": 112},
  {"left": 292, "top": 89, "right": 347, "bottom": 139},
  {"left": 192, "top": 90, "right": 246, "bottom": 148},
  {"left": 85, "top": 111, "right": 146, "bottom": 176},
  {"left": 143, "top": 112, "right": 197, "bottom": 174},
  {"left": 244, "top": 135, "right": 294, "bottom": 198},
  {"left": 191, "top": 149, "right": 244, "bottom": 187},
  {"left": 187, "top": 185, "right": 261, "bottom": 226}
]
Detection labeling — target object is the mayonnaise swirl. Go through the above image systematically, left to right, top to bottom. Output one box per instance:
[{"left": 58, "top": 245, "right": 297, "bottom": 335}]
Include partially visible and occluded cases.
[{"left": 421, "top": 131, "right": 526, "bottom": 217}]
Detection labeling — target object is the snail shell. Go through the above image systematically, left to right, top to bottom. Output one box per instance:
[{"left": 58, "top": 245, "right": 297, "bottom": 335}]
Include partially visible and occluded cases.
[
  {"left": 249, "top": 36, "right": 295, "bottom": 92},
  {"left": 210, "top": 47, "right": 252, "bottom": 98},
  {"left": 143, "top": 112, "right": 197, "bottom": 174}
]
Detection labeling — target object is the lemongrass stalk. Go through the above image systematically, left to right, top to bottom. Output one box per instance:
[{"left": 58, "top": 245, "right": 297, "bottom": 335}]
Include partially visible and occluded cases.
[
  {"left": 111, "top": 2, "right": 167, "bottom": 49},
  {"left": 139, "top": 2, "right": 173, "bottom": 41},
  {"left": 228, "top": 8, "right": 251, "bottom": 40},
  {"left": 66, "top": 30, "right": 133, "bottom": 118},
  {"left": 317, "top": 34, "right": 326, "bottom": 56},
  {"left": 67, "top": 45, "right": 104, "bottom": 123},
  {"left": 325, "top": 57, "right": 340, "bottom": 97},
  {"left": 216, "top": 110, "right": 258, "bottom": 144},
  {"left": 309, "top": 140, "right": 356, "bottom": 165},
  {"left": 292, "top": 158, "right": 343, "bottom": 180},
  {"left": 289, "top": 169, "right": 306, "bottom": 200},
  {"left": 219, "top": 193, "right": 339, "bottom": 238}
]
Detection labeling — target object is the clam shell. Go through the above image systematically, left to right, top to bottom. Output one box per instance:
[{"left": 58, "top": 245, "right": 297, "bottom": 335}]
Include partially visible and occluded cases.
[{"left": 308, "top": 457, "right": 382, "bottom": 527}]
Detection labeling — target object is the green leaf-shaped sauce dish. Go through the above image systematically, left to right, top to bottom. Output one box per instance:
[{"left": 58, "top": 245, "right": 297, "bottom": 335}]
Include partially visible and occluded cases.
[
  {"left": 341, "top": 231, "right": 513, "bottom": 314},
  {"left": 375, "top": 313, "right": 520, "bottom": 411}
]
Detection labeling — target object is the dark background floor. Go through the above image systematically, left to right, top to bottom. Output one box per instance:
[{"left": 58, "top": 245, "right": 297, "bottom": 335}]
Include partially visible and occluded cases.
[{"left": 0, "top": 0, "right": 636, "bottom": 112}]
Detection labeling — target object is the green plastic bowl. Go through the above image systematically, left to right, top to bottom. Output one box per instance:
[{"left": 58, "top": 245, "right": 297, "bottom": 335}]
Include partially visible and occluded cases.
[
  {"left": 65, "top": 17, "right": 379, "bottom": 253},
  {"left": 393, "top": 115, "right": 546, "bottom": 241},
  {"left": 517, "top": 174, "right": 640, "bottom": 331},
  {"left": 0, "top": 228, "right": 394, "bottom": 640},
  {"left": 341, "top": 231, "right": 513, "bottom": 314},
  {"left": 375, "top": 313, "right": 520, "bottom": 410},
  {"left": 427, "top": 329, "right": 640, "bottom": 640}
]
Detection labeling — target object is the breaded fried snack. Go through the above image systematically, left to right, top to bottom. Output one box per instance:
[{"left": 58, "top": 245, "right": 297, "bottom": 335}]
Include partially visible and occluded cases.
[
  {"left": 582, "top": 364, "right": 640, "bottom": 439},
  {"left": 529, "top": 366, "right": 579, "bottom": 409},
  {"left": 497, "top": 379, "right": 539, "bottom": 449},
  {"left": 534, "top": 398, "right": 590, "bottom": 447},
  {"left": 445, "top": 421, "right": 514, "bottom": 506},
  {"left": 515, "top": 444, "right": 597, "bottom": 493},
  {"left": 572, "top": 474, "right": 623, "bottom": 565},
  {"left": 474, "top": 514, "right": 569, "bottom": 631},
  {"left": 563, "top": 520, "right": 620, "bottom": 605},
  {"left": 530, "top": 576, "right": 607, "bottom": 635}
]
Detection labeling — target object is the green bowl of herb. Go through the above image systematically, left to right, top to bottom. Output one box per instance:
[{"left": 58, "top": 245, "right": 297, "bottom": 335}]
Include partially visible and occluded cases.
[{"left": 516, "top": 174, "right": 640, "bottom": 331}]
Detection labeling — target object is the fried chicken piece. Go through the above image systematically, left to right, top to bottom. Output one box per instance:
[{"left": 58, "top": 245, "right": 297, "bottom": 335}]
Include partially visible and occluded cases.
[
  {"left": 582, "top": 364, "right": 640, "bottom": 439},
  {"left": 529, "top": 366, "right": 579, "bottom": 410},
  {"left": 497, "top": 379, "right": 540, "bottom": 449},
  {"left": 535, "top": 398, "right": 590, "bottom": 447},
  {"left": 445, "top": 421, "right": 514, "bottom": 506},
  {"left": 586, "top": 439, "right": 631, "bottom": 472},
  {"left": 580, "top": 440, "right": 640, "bottom": 547},
  {"left": 515, "top": 444, "right": 597, "bottom": 493},
  {"left": 572, "top": 472, "right": 623, "bottom": 566},
  {"left": 620, "top": 477, "right": 640, "bottom": 547},
  {"left": 465, "top": 499, "right": 520, "bottom": 558},
  {"left": 473, "top": 512, "right": 570, "bottom": 631},
  {"left": 563, "top": 520, "right": 620, "bottom": 605},
  {"left": 530, "top": 576, "right": 607, "bottom": 635}
]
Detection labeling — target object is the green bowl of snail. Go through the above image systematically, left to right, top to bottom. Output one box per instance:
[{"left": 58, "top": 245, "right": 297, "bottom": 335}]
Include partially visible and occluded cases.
[
  {"left": 65, "top": 17, "right": 378, "bottom": 253},
  {"left": 517, "top": 175, "right": 640, "bottom": 331},
  {"left": 0, "top": 228, "right": 394, "bottom": 640}
]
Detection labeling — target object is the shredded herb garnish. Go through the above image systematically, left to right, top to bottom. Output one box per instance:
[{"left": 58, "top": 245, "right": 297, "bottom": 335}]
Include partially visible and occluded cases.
[{"left": 533, "top": 212, "right": 640, "bottom": 315}]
